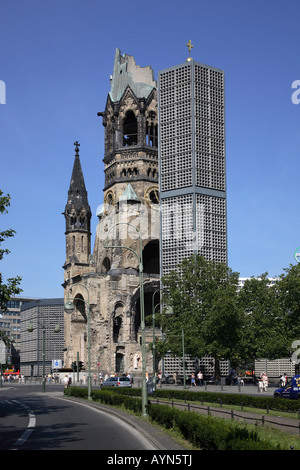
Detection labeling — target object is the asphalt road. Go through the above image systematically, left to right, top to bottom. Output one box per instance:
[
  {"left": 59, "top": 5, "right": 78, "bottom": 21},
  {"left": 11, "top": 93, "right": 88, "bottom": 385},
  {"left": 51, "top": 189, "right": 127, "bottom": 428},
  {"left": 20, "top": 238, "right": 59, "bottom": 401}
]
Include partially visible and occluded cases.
[{"left": 0, "top": 384, "right": 157, "bottom": 450}]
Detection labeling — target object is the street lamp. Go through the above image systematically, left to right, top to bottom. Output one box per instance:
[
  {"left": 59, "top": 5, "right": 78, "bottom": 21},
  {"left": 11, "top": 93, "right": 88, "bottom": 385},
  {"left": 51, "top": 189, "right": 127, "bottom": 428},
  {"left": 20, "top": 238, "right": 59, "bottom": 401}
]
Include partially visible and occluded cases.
[
  {"left": 105, "top": 222, "right": 148, "bottom": 418},
  {"left": 64, "top": 284, "right": 92, "bottom": 400},
  {"left": 151, "top": 288, "right": 174, "bottom": 390},
  {"left": 27, "top": 316, "right": 60, "bottom": 392}
]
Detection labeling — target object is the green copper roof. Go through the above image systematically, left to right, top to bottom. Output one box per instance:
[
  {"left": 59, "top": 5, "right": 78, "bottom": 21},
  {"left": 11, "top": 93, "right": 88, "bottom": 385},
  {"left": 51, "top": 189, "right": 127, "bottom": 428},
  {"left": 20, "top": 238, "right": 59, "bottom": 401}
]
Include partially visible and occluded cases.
[
  {"left": 110, "top": 48, "right": 156, "bottom": 103},
  {"left": 119, "top": 183, "right": 139, "bottom": 201}
]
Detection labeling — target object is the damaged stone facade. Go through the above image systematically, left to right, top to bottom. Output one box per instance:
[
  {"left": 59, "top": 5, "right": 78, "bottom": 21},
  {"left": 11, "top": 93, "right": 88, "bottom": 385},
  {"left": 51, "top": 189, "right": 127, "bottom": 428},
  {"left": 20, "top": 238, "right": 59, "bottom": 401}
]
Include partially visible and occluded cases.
[{"left": 63, "top": 49, "right": 161, "bottom": 377}]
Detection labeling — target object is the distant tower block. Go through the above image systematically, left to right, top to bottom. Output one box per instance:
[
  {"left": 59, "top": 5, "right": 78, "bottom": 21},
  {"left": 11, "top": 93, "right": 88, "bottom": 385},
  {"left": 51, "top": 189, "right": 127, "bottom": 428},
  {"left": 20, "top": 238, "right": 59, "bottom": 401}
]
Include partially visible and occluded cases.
[{"left": 158, "top": 45, "right": 227, "bottom": 275}]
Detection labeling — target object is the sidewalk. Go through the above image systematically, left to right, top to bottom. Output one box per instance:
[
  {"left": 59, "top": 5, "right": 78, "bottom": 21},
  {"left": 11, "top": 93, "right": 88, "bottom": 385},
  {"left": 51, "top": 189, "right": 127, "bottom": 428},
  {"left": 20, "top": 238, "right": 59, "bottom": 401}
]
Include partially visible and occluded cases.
[{"left": 136, "top": 380, "right": 276, "bottom": 397}]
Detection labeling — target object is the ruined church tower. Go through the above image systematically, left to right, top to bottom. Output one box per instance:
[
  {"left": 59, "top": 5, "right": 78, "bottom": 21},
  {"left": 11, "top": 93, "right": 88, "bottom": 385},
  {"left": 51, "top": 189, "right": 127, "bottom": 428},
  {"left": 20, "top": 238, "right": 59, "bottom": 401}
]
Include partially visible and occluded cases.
[{"left": 63, "top": 49, "right": 160, "bottom": 375}]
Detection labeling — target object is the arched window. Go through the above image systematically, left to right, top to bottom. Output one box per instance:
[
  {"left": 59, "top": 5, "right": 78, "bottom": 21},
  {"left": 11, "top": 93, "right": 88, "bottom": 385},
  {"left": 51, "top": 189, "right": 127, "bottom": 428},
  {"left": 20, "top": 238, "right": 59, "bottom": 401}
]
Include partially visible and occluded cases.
[
  {"left": 123, "top": 111, "right": 137, "bottom": 146},
  {"left": 146, "top": 121, "right": 158, "bottom": 147},
  {"left": 143, "top": 240, "right": 159, "bottom": 274},
  {"left": 101, "top": 257, "right": 111, "bottom": 274},
  {"left": 74, "top": 294, "right": 87, "bottom": 322},
  {"left": 113, "top": 302, "right": 124, "bottom": 343}
]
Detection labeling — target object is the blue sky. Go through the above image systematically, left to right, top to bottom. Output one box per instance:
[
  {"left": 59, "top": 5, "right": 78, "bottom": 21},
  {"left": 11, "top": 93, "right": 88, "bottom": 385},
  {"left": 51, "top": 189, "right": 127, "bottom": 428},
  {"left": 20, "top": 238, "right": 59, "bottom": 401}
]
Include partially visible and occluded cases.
[{"left": 1, "top": 0, "right": 300, "bottom": 298}]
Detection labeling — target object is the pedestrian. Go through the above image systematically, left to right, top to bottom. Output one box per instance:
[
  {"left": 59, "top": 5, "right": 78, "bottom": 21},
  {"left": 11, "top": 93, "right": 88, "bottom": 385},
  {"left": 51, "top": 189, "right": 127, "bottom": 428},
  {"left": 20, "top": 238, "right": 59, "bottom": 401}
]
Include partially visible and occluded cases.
[
  {"left": 158, "top": 370, "right": 162, "bottom": 386},
  {"left": 197, "top": 371, "right": 203, "bottom": 386},
  {"left": 262, "top": 372, "right": 268, "bottom": 392},
  {"left": 191, "top": 373, "right": 196, "bottom": 386},
  {"left": 280, "top": 374, "right": 286, "bottom": 387},
  {"left": 64, "top": 375, "right": 69, "bottom": 388}
]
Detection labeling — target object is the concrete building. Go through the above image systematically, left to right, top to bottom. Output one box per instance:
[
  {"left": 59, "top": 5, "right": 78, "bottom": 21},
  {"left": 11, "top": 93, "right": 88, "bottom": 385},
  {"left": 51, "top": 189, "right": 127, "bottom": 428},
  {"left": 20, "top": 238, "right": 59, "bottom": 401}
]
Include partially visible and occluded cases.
[
  {"left": 158, "top": 45, "right": 227, "bottom": 276},
  {"left": 0, "top": 297, "right": 35, "bottom": 370},
  {"left": 20, "top": 299, "right": 64, "bottom": 377}
]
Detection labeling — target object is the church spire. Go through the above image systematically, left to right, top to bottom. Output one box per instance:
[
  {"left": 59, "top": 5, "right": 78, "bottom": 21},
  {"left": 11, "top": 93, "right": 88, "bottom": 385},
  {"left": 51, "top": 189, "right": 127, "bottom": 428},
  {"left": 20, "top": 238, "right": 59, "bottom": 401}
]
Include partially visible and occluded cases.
[
  {"left": 63, "top": 141, "right": 91, "bottom": 265},
  {"left": 66, "top": 141, "right": 90, "bottom": 214}
]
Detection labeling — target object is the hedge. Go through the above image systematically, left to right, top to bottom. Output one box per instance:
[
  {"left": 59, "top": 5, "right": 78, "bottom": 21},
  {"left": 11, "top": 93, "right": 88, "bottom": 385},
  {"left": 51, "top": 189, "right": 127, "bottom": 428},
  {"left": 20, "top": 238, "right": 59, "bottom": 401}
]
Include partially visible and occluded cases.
[
  {"left": 99, "top": 386, "right": 300, "bottom": 413},
  {"left": 64, "top": 387, "right": 284, "bottom": 450},
  {"left": 147, "top": 404, "right": 281, "bottom": 450}
]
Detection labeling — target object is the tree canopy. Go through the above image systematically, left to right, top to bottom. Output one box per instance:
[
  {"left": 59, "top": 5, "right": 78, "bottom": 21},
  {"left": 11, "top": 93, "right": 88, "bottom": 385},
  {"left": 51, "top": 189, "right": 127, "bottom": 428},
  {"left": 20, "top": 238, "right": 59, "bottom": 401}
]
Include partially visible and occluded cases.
[
  {"left": 0, "top": 190, "right": 22, "bottom": 310},
  {"left": 153, "top": 255, "right": 300, "bottom": 374}
]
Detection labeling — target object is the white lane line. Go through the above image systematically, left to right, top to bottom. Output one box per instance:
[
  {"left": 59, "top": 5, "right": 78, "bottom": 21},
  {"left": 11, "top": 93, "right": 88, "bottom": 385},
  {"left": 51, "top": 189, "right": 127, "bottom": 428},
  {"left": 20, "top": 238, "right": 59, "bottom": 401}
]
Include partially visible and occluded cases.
[{"left": 11, "top": 401, "right": 36, "bottom": 448}]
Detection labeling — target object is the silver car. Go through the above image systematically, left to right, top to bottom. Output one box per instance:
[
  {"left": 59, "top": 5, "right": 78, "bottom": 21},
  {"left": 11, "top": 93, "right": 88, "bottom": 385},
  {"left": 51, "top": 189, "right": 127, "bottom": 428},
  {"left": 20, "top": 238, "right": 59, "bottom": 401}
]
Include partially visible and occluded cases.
[{"left": 101, "top": 376, "right": 132, "bottom": 388}]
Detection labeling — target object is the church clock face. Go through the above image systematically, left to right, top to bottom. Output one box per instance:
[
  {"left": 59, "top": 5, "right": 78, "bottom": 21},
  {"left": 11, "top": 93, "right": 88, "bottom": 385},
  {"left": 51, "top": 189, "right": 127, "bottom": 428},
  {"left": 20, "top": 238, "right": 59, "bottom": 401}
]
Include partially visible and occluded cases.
[
  {"left": 144, "top": 185, "right": 159, "bottom": 210},
  {"left": 104, "top": 190, "right": 115, "bottom": 214}
]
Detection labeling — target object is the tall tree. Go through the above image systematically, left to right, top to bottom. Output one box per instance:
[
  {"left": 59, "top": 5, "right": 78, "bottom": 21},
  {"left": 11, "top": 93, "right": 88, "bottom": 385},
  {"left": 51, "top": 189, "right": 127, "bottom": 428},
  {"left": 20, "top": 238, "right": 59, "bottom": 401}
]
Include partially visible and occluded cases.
[
  {"left": 0, "top": 190, "right": 22, "bottom": 310},
  {"left": 157, "top": 255, "right": 243, "bottom": 377},
  {"left": 276, "top": 263, "right": 300, "bottom": 362},
  {"left": 237, "top": 274, "right": 286, "bottom": 364}
]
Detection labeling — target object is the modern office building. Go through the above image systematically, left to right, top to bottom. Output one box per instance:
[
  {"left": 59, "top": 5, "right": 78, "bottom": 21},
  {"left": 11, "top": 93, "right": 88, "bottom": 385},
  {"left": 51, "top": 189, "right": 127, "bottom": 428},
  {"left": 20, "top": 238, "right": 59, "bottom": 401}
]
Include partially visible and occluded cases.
[
  {"left": 158, "top": 47, "right": 227, "bottom": 275},
  {"left": 0, "top": 297, "right": 36, "bottom": 369},
  {"left": 20, "top": 298, "right": 64, "bottom": 377}
]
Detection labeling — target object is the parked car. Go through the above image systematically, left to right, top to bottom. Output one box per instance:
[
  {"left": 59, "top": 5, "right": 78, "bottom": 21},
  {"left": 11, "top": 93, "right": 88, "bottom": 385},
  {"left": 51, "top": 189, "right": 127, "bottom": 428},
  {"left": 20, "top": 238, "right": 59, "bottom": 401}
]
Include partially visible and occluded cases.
[
  {"left": 273, "top": 375, "right": 300, "bottom": 399},
  {"left": 100, "top": 376, "right": 132, "bottom": 388}
]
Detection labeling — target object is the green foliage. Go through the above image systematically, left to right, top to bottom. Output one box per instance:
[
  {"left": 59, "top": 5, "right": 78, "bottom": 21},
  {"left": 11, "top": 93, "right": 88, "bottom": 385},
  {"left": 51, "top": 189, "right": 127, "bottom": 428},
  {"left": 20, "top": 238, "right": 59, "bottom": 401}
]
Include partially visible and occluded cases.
[
  {"left": 0, "top": 190, "right": 22, "bottom": 310},
  {"left": 156, "top": 254, "right": 300, "bottom": 367},
  {"left": 159, "top": 255, "right": 243, "bottom": 368},
  {"left": 238, "top": 274, "right": 287, "bottom": 361},
  {"left": 153, "top": 388, "right": 300, "bottom": 412}
]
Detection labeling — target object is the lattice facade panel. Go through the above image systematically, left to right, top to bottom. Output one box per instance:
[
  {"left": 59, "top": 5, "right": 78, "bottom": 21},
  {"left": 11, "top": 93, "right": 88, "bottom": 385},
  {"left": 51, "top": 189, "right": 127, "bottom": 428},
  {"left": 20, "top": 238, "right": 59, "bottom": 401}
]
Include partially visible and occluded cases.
[
  {"left": 159, "top": 59, "right": 227, "bottom": 276},
  {"left": 194, "top": 64, "right": 225, "bottom": 192},
  {"left": 159, "top": 65, "right": 193, "bottom": 192},
  {"left": 196, "top": 194, "right": 227, "bottom": 265},
  {"left": 161, "top": 195, "right": 194, "bottom": 274},
  {"left": 164, "top": 353, "right": 229, "bottom": 378},
  {"left": 255, "top": 358, "right": 296, "bottom": 379}
]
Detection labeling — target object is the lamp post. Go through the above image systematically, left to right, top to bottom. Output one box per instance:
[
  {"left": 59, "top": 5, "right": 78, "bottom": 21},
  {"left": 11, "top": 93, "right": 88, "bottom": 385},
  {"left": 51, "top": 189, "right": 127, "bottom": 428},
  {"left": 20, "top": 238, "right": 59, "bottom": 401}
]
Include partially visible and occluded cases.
[
  {"left": 105, "top": 222, "right": 148, "bottom": 417},
  {"left": 64, "top": 283, "right": 92, "bottom": 400},
  {"left": 151, "top": 288, "right": 174, "bottom": 390},
  {"left": 27, "top": 315, "right": 60, "bottom": 393}
]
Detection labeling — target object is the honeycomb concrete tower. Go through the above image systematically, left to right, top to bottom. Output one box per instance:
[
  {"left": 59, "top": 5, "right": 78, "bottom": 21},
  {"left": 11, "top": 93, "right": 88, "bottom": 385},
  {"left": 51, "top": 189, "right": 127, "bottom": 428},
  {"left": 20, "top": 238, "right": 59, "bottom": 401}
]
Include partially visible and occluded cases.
[
  {"left": 158, "top": 42, "right": 227, "bottom": 277},
  {"left": 63, "top": 49, "right": 160, "bottom": 376}
]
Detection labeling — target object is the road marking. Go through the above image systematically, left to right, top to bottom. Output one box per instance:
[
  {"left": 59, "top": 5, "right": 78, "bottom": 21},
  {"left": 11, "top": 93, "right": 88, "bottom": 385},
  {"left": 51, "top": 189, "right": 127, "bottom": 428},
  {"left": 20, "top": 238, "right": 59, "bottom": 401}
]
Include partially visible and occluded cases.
[{"left": 10, "top": 401, "right": 36, "bottom": 448}]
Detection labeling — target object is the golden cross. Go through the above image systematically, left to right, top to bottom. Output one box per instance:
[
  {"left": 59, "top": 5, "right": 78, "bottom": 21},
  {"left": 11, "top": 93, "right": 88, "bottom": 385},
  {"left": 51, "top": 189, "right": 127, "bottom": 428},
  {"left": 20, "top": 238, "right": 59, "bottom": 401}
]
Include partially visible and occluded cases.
[{"left": 186, "top": 40, "right": 194, "bottom": 55}]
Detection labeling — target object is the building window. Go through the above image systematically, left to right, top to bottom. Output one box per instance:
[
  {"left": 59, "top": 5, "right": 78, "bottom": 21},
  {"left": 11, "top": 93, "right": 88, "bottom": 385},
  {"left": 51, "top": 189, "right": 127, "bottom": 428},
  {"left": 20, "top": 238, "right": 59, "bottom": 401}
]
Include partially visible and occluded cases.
[{"left": 123, "top": 111, "right": 138, "bottom": 146}]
